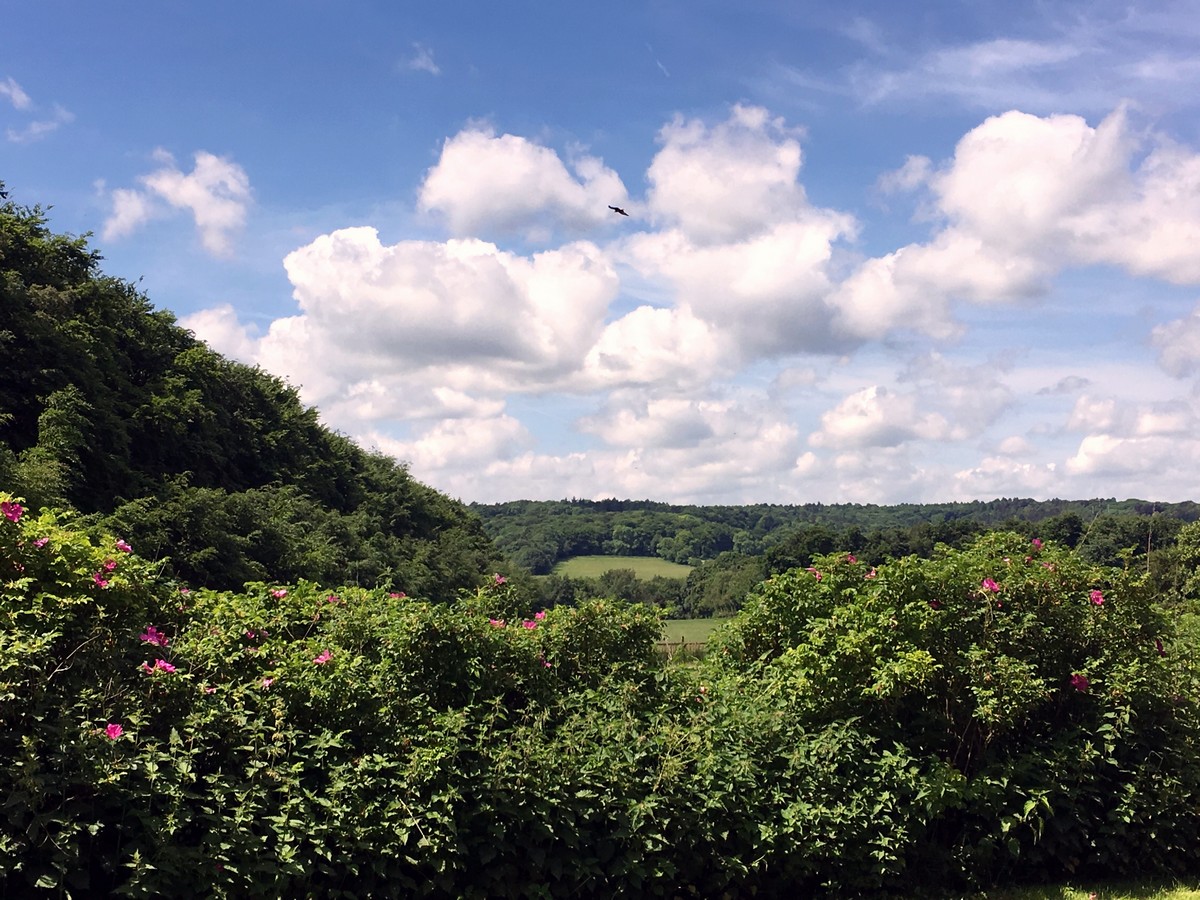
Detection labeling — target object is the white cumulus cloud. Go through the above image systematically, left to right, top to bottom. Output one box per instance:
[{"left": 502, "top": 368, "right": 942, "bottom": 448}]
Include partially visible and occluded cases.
[
  {"left": 181, "top": 101, "right": 1200, "bottom": 504},
  {"left": 418, "top": 127, "right": 627, "bottom": 240},
  {"left": 102, "top": 150, "right": 251, "bottom": 256}
]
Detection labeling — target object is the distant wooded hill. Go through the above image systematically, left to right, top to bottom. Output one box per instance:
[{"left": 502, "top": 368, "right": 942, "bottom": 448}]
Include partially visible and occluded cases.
[
  {"left": 0, "top": 182, "right": 497, "bottom": 594},
  {"left": 473, "top": 497, "right": 1200, "bottom": 574}
]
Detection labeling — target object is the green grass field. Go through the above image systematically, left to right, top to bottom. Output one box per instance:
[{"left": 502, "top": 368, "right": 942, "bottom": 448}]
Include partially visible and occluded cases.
[
  {"left": 551, "top": 555, "right": 693, "bottom": 580},
  {"left": 660, "top": 618, "right": 723, "bottom": 644},
  {"left": 995, "top": 884, "right": 1200, "bottom": 899}
]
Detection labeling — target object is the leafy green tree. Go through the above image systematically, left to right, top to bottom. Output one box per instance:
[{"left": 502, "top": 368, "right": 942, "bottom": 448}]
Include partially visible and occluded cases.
[{"left": 0, "top": 183, "right": 498, "bottom": 594}]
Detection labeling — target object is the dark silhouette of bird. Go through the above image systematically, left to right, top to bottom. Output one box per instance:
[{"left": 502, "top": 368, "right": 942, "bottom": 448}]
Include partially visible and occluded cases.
[{"left": 608, "top": 205, "right": 629, "bottom": 217}]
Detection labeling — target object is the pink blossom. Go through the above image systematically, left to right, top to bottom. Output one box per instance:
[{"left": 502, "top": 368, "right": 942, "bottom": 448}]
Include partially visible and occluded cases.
[
  {"left": 1, "top": 501, "right": 23, "bottom": 523},
  {"left": 33, "top": 536, "right": 49, "bottom": 548},
  {"left": 1031, "top": 538, "right": 1043, "bottom": 550},
  {"left": 116, "top": 539, "right": 133, "bottom": 553},
  {"left": 846, "top": 554, "right": 857, "bottom": 564},
  {"left": 103, "top": 558, "right": 118, "bottom": 571},
  {"left": 806, "top": 567, "right": 822, "bottom": 582},
  {"left": 865, "top": 568, "right": 877, "bottom": 579},
  {"left": 93, "top": 572, "right": 110, "bottom": 589},
  {"left": 493, "top": 573, "right": 507, "bottom": 585},
  {"left": 981, "top": 578, "right": 1000, "bottom": 593},
  {"left": 179, "top": 586, "right": 191, "bottom": 594},
  {"left": 270, "top": 589, "right": 287, "bottom": 599},
  {"left": 1089, "top": 590, "right": 1105, "bottom": 606},
  {"left": 389, "top": 591, "right": 406, "bottom": 598},
  {"left": 326, "top": 594, "right": 340, "bottom": 604},
  {"left": 534, "top": 610, "right": 547, "bottom": 621},
  {"left": 488, "top": 618, "right": 505, "bottom": 628},
  {"left": 522, "top": 620, "right": 537, "bottom": 629},
  {"left": 139, "top": 625, "right": 169, "bottom": 647},
  {"left": 245, "top": 630, "right": 256, "bottom": 640},
  {"left": 313, "top": 649, "right": 332, "bottom": 665},
  {"left": 142, "top": 658, "right": 176, "bottom": 674},
  {"left": 543, "top": 660, "right": 551, "bottom": 668},
  {"left": 1070, "top": 673, "right": 1090, "bottom": 692},
  {"left": 261, "top": 677, "right": 275, "bottom": 689},
  {"left": 203, "top": 686, "right": 217, "bottom": 694},
  {"left": 105, "top": 723, "right": 123, "bottom": 740}
]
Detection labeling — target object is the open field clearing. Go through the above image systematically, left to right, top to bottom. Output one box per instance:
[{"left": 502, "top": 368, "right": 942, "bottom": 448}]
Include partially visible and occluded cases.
[
  {"left": 551, "top": 554, "right": 693, "bottom": 580},
  {"left": 661, "top": 617, "right": 724, "bottom": 644},
  {"left": 992, "top": 884, "right": 1200, "bottom": 899}
]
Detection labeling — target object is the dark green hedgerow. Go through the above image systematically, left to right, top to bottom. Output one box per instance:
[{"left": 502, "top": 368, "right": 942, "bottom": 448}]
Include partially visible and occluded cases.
[
  {"left": 2, "top": 496, "right": 1198, "bottom": 897},
  {"left": 710, "top": 533, "right": 1200, "bottom": 888}
]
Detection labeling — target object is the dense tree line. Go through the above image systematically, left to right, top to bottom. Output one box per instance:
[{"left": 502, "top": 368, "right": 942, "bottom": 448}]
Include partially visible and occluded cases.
[
  {"left": 0, "top": 183, "right": 497, "bottom": 594},
  {"left": 475, "top": 497, "right": 1200, "bottom": 574},
  {"left": 550, "top": 512, "right": 1192, "bottom": 620}
]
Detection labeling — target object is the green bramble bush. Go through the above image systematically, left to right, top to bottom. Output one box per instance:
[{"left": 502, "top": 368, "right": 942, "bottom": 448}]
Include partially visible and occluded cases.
[
  {"left": 3, "top": 493, "right": 1198, "bottom": 898},
  {"left": 0, "top": 494, "right": 677, "bottom": 897},
  {"left": 709, "top": 531, "right": 1200, "bottom": 888}
]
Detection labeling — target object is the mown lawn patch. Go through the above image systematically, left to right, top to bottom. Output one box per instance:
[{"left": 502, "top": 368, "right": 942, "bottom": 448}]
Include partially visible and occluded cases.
[
  {"left": 552, "top": 554, "right": 693, "bottom": 580},
  {"left": 660, "top": 617, "right": 723, "bottom": 644},
  {"left": 987, "top": 882, "right": 1200, "bottom": 899}
]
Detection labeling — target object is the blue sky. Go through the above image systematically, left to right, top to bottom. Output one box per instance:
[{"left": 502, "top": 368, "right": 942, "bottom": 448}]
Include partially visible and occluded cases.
[{"left": 6, "top": 1, "right": 1200, "bottom": 504}]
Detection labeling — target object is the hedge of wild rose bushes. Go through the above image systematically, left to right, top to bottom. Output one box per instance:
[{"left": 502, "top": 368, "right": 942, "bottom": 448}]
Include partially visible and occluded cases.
[{"left": 2, "top": 494, "right": 1199, "bottom": 898}]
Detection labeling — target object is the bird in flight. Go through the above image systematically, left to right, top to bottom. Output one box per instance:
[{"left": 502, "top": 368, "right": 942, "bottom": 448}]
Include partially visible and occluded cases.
[{"left": 608, "top": 205, "right": 629, "bottom": 217}]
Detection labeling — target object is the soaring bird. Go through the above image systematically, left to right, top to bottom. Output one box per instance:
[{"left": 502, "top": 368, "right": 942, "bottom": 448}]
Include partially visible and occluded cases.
[{"left": 608, "top": 205, "right": 629, "bottom": 217}]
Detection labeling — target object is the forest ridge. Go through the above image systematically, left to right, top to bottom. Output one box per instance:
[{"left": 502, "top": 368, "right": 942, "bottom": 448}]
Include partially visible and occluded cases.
[
  {"left": 0, "top": 182, "right": 497, "bottom": 595},
  {"left": 473, "top": 497, "right": 1200, "bottom": 574}
]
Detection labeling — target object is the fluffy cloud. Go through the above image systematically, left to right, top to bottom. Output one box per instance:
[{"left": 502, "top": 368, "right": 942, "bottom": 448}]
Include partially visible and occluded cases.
[
  {"left": 405, "top": 42, "right": 440, "bottom": 75},
  {"left": 0, "top": 76, "right": 31, "bottom": 109},
  {"left": 2, "top": 78, "right": 73, "bottom": 143},
  {"left": 180, "top": 102, "right": 1200, "bottom": 504},
  {"left": 646, "top": 104, "right": 817, "bottom": 244},
  {"left": 622, "top": 105, "right": 859, "bottom": 358},
  {"left": 832, "top": 107, "right": 1200, "bottom": 341},
  {"left": 930, "top": 107, "right": 1200, "bottom": 284},
  {"left": 418, "top": 128, "right": 627, "bottom": 239},
  {"left": 102, "top": 150, "right": 251, "bottom": 256},
  {"left": 877, "top": 155, "right": 932, "bottom": 194},
  {"left": 624, "top": 217, "right": 856, "bottom": 357},
  {"left": 186, "top": 227, "right": 632, "bottom": 433},
  {"left": 276, "top": 227, "right": 617, "bottom": 384},
  {"left": 179, "top": 304, "right": 259, "bottom": 363},
  {"left": 1152, "top": 304, "right": 1200, "bottom": 377},
  {"left": 578, "top": 306, "right": 729, "bottom": 391},
  {"left": 897, "top": 353, "right": 1015, "bottom": 439},
  {"left": 809, "top": 385, "right": 950, "bottom": 450},
  {"left": 1061, "top": 390, "right": 1200, "bottom": 498},
  {"left": 370, "top": 414, "right": 533, "bottom": 473},
  {"left": 1065, "top": 434, "right": 1185, "bottom": 478},
  {"left": 825, "top": 447, "right": 938, "bottom": 505},
  {"left": 952, "top": 456, "right": 1060, "bottom": 498}
]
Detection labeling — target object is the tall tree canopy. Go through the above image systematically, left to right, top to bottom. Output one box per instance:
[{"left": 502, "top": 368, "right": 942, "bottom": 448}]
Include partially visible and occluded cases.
[{"left": 0, "top": 182, "right": 497, "bottom": 594}]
